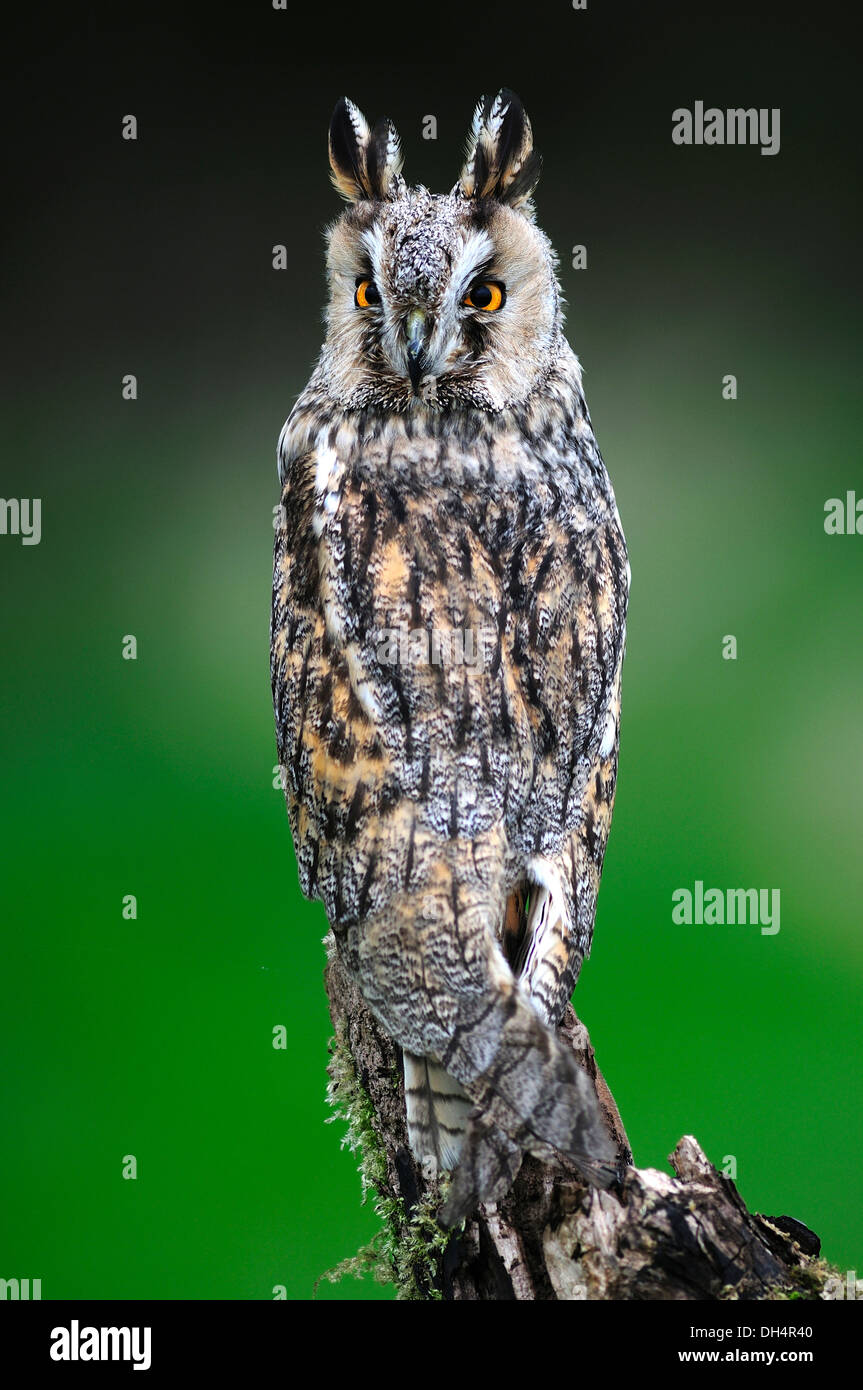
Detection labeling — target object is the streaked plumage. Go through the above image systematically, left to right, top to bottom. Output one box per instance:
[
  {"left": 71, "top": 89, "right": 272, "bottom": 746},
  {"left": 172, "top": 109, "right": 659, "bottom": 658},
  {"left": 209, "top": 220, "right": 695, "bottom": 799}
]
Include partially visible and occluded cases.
[{"left": 271, "top": 90, "right": 629, "bottom": 1223}]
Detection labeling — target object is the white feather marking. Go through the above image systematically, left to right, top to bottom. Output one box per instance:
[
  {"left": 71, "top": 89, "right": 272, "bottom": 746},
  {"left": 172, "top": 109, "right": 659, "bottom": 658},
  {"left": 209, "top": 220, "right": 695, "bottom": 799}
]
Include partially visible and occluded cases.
[
  {"left": 484, "top": 92, "right": 510, "bottom": 144},
  {"left": 460, "top": 94, "right": 490, "bottom": 194},
  {"left": 469, "top": 95, "right": 486, "bottom": 141},
  {"left": 343, "top": 97, "right": 370, "bottom": 146},
  {"left": 383, "top": 122, "right": 403, "bottom": 184},
  {"left": 360, "top": 224, "right": 387, "bottom": 286},
  {"left": 451, "top": 228, "right": 495, "bottom": 288},
  {"left": 276, "top": 418, "right": 291, "bottom": 481},
  {"left": 313, "top": 442, "right": 344, "bottom": 533},
  {"left": 313, "top": 444, "right": 339, "bottom": 495},
  {"left": 611, "top": 500, "right": 632, "bottom": 591},
  {"left": 345, "top": 643, "right": 383, "bottom": 723},
  {"left": 598, "top": 706, "right": 617, "bottom": 759},
  {"left": 526, "top": 856, "right": 571, "bottom": 934},
  {"left": 404, "top": 1053, "right": 469, "bottom": 1172}
]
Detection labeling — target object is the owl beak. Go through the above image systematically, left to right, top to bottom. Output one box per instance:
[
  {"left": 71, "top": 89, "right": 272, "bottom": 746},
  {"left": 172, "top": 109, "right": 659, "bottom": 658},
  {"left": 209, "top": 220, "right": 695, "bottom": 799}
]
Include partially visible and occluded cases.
[{"left": 404, "top": 308, "right": 430, "bottom": 391}]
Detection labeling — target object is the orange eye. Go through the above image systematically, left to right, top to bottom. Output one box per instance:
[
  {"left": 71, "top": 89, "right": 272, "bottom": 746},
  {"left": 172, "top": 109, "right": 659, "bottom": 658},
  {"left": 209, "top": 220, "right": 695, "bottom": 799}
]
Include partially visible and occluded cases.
[
  {"left": 355, "top": 278, "right": 380, "bottom": 308},
  {"left": 464, "top": 280, "right": 505, "bottom": 312}
]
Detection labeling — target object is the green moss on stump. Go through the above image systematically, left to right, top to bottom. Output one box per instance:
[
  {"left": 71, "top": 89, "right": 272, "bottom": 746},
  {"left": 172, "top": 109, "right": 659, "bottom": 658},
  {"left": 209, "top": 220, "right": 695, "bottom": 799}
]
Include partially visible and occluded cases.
[{"left": 319, "top": 1026, "right": 454, "bottom": 1301}]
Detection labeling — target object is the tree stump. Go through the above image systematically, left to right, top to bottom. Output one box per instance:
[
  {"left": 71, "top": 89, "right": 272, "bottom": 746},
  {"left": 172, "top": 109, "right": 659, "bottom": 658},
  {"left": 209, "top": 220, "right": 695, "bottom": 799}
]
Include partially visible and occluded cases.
[{"left": 323, "top": 941, "right": 831, "bottom": 1301}]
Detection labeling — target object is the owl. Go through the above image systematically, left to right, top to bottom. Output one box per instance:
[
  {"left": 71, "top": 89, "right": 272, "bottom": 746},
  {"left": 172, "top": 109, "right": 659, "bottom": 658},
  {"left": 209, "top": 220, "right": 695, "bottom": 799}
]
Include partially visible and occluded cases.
[{"left": 271, "top": 90, "right": 630, "bottom": 1225}]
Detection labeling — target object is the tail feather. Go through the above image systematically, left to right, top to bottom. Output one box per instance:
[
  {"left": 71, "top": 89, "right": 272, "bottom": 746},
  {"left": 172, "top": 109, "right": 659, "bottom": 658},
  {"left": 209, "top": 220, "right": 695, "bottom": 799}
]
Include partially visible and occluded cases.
[
  {"left": 355, "top": 875, "right": 616, "bottom": 1219},
  {"left": 440, "top": 983, "right": 617, "bottom": 1175},
  {"left": 404, "top": 985, "right": 617, "bottom": 1223},
  {"left": 403, "top": 1052, "right": 472, "bottom": 1175},
  {"left": 440, "top": 1104, "right": 617, "bottom": 1228},
  {"left": 440, "top": 1114, "right": 523, "bottom": 1226}
]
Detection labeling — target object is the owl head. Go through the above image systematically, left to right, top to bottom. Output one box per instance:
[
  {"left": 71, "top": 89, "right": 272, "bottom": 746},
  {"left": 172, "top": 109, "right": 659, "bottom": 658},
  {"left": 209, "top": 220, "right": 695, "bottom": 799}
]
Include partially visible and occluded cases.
[{"left": 319, "top": 90, "right": 563, "bottom": 415}]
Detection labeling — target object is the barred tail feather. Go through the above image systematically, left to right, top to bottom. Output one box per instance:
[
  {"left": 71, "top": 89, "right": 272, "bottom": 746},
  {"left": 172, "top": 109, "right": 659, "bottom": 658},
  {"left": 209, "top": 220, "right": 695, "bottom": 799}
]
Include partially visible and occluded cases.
[
  {"left": 356, "top": 886, "right": 616, "bottom": 1220},
  {"left": 436, "top": 985, "right": 617, "bottom": 1220},
  {"left": 403, "top": 1052, "right": 472, "bottom": 1176}
]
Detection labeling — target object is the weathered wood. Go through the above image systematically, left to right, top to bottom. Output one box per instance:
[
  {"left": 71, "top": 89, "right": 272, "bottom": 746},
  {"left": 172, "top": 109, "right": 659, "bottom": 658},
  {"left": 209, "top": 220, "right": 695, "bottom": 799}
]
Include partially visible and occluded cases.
[{"left": 323, "top": 943, "right": 829, "bottom": 1301}]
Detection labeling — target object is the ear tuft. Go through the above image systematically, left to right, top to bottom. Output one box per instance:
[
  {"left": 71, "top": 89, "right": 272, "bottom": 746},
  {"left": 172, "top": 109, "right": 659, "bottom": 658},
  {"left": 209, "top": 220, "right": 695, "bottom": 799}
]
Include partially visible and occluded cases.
[
  {"left": 457, "top": 89, "right": 542, "bottom": 215},
  {"left": 328, "top": 97, "right": 371, "bottom": 202},
  {"left": 328, "top": 98, "right": 405, "bottom": 203},
  {"left": 366, "top": 117, "right": 404, "bottom": 199}
]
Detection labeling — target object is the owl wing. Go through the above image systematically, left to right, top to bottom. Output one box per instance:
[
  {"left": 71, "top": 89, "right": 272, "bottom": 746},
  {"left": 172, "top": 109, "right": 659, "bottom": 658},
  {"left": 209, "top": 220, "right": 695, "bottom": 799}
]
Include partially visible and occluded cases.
[
  {"left": 271, "top": 430, "right": 537, "bottom": 933},
  {"left": 505, "top": 498, "right": 629, "bottom": 1028}
]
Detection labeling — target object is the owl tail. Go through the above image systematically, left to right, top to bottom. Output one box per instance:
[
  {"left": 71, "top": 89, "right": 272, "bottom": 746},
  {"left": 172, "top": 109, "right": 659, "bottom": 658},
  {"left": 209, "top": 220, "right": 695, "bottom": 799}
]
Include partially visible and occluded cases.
[
  {"left": 432, "top": 985, "right": 620, "bottom": 1226},
  {"left": 403, "top": 1052, "right": 472, "bottom": 1175},
  {"left": 403, "top": 1053, "right": 526, "bottom": 1222},
  {"left": 441, "top": 1113, "right": 617, "bottom": 1228}
]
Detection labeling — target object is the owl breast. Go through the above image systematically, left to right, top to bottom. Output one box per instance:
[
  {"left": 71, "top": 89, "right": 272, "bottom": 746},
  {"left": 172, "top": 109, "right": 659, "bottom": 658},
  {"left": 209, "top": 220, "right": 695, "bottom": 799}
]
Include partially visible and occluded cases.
[{"left": 272, "top": 386, "right": 627, "bottom": 961}]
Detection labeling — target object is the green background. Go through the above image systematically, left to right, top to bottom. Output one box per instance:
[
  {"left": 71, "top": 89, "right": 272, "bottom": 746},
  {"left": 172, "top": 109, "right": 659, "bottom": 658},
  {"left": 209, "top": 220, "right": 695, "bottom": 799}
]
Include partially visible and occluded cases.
[{"left": 1, "top": 0, "right": 860, "bottom": 1299}]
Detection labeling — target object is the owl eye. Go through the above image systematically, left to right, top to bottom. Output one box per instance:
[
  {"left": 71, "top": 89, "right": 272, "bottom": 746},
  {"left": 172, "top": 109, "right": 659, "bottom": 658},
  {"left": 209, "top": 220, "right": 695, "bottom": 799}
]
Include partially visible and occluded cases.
[
  {"left": 355, "top": 278, "right": 380, "bottom": 308},
  {"left": 463, "top": 280, "right": 505, "bottom": 312}
]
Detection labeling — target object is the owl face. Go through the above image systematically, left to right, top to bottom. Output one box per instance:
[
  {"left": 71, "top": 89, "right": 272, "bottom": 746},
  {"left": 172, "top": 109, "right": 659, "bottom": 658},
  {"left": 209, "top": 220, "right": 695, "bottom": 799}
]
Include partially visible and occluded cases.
[{"left": 319, "top": 92, "right": 562, "bottom": 415}]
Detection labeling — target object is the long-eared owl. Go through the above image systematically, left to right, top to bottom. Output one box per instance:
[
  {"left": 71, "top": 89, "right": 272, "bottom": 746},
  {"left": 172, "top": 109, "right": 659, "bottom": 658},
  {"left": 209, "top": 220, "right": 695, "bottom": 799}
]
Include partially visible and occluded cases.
[{"left": 271, "top": 90, "right": 630, "bottom": 1224}]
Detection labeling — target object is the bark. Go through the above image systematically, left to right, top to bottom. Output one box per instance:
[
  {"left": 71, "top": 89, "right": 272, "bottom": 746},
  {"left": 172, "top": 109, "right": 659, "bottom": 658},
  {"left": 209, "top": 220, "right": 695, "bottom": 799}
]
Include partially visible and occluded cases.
[{"left": 324, "top": 947, "right": 828, "bottom": 1301}]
